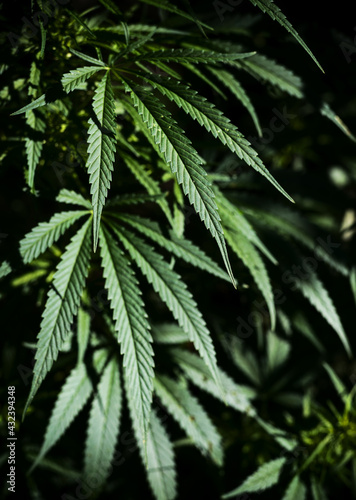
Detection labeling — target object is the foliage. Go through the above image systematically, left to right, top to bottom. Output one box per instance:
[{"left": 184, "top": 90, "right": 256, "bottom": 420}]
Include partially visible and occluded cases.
[{"left": 1, "top": 1, "right": 356, "bottom": 499}]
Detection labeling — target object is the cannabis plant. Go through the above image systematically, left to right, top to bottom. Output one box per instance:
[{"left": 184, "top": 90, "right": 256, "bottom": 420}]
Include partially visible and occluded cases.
[{"left": 1, "top": 0, "right": 356, "bottom": 499}]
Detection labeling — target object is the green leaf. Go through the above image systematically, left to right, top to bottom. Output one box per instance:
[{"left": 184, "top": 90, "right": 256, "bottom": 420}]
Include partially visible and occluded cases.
[
  {"left": 247, "top": 0, "right": 323, "bottom": 71},
  {"left": 39, "top": 19, "right": 47, "bottom": 59},
  {"left": 70, "top": 48, "right": 106, "bottom": 67},
  {"left": 134, "top": 48, "right": 255, "bottom": 65},
  {"left": 237, "top": 53, "right": 304, "bottom": 98},
  {"left": 61, "top": 66, "right": 104, "bottom": 93},
  {"left": 208, "top": 67, "right": 262, "bottom": 136},
  {"left": 86, "top": 71, "right": 117, "bottom": 251},
  {"left": 143, "top": 75, "right": 292, "bottom": 203},
  {"left": 120, "top": 77, "right": 235, "bottom": 285},
  {"left": 11, "top": 94, "right": 47, "bottom": 116},
  {"left": 320, "top": 102, "right": 356, "bottom": 142},
  {"left": 25, "top": 110, "right": 46, "bottom": 191},
  {"left": 25, "top": 139, "right": 44, "bottom": 192},
  {"left": 121, "top": 152, "right": 174, "bottom": 226},
  {"left": 215, "top": 187, "right": 276, "bottom": 264},
  {"left": 56, "top": 189, "right": 92, "bottom": 209},
  {"left": 106, "top": 193, "right": 163, "bottom": 207},
  {"left": 242, "top": 203, "right": 347, "bottom": 275},
  {"left": 20, "top": 210, "right": 89, "bottom": 264},
  {"left": 116, "top": 213, "right": 230, "bottom": 282},
  {"left": 23, "top": 219, "right": 92, "bottom": 417},
  {"left": 112, "top": 224, "right": 222, "bottom": 394},
  {"left": 99, "top": 225, "right": 154, "bottom": 444},
  {"left": 224, "top": 228, "right": 276, "bottom": 331},
  {"left": 0, "top": 261, "right": 11, "bottom": 279},
  {"left": 351, "top": 266, "right": 356, "bottom": 306},
  {"left": 293, "top": 268, "right": 351, "bottom": 357},
  {"left": 77, "top": 307, "right": 91, "bottom": 364},
  {"left": 152, "top": 323, "right": 190, "bottom": 344},
  {"left": 266, "top": 331, "right": 290, "bottom": 372},
  {"left": 224, "top": 338, "right": 261, "bottom": 386},
  {"left": 171, "top": 348, "right": 256, "bottom": 413},
  {"left": 84, "top": 356, "right": 122, "bottom": 487},
  {"left": 323, "top": 362, "right": 348, "bottom": 404},
  {"left": 31, "top": 363, "right": 93, "bottom": 470},
  {"left": 154, "top": 374, "right": 223, "bottom": 465},
  {"left": 144, "top": 410, "right": 177, "bottom": 500},
  {"left": 255, "top": 416, "right": 297, "bottom": 450},
  {"left": 222, "top": 457, "right": 286, "bottom": 497},
  {"left": 282, "top": 476, "right": 307, "bottom": 500},
  {"left": 310, "top": 476, "right": 328, "bottom": 500}
]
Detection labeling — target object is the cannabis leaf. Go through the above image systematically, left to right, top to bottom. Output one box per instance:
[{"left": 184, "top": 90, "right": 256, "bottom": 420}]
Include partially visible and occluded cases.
[
  {"left": 247, "top": 0, "right": 323, "bottom": 71},
  {"left": 86, "top": 71, "right": 117, "bottom": 251},
  {"left": 120, "top": 77, "right": 235, "bottom": 284},
  {"left": 20, "top": 210, "right": 89, "bottom": 264},
  {"left": 23, "top": 219, "right": 92, "bottom": 416},
  {"left": 112, "top": 223, "right": 222, "bottom": 392},
  {"left": 99, "top": 225, "right": 154, "bottom": 444},
  {"left": 84, "top": 355, "right": 122, "bottom": 487},
  {"left": 31, "top": 363, "right": 93, "bottom": 470},
  {"left": 154, "top": 374, "right": 223, "bottom": 465},
  {"left": 144, "top": 409, "right": 177, "bottom": 500},
  {"left": 222, "top": 457, "right": 286, "bottom": 497}
]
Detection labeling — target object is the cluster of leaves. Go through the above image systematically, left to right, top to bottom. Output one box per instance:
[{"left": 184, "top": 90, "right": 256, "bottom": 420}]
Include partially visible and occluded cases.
[{"left": 1, "top": 0, "right": 356, "bottom": 499}]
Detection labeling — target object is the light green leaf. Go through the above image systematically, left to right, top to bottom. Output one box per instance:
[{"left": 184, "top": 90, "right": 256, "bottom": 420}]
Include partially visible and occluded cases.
[
  {"left": 70, "top": 48, "right": 106, "bottom": 67},
  {"left": 237, "top": 53, "right": 304, "bottom": 98},
  {"left": 61, "top": 66, "right": 104, "bottom": 93},
  {"left": 86, "top": 71, "right": 117, "bottom": 251},
  {"left": 143, "top": 75, "right": 292, "bottom": 203},
  {"left": 120, "top": 77, "right": 235, "bottom": 285},
  {"left": 11, "top": 93, "right": 47, "bottom": 116},
  {"left": 320, "top": 102, "right": 356, "bottom": 142},
  {"left": 25, "top": 110, "right": 46, "bottom": 191},
  {"left": 215, "top": 187, "right": 276, "bottom": 264},
  {"left": 56, "top": 189, "right": 92, "bottom": 209},
  {"left": 20, "top": 210, "right": 89, "bottom": 264},
  {"left": 116, "top": 213, "right": 230, "bottom": 282},
  {"left": 23, "top": 219, "right": 92, "bottom": 417},
  {"left": 112, "top": 224, "right": 222, "bottom": 394},
  {"left": 99, "top": 225, "right": 154, "bottom": 444},
  {"left": 0, "top": 261, "right": 11, "bottom": 279},
  {"left": 351, "top": 266, "right": 356, "bottom": 306},
  {"left": 294, "top": 268, "right": 351, "bottom": 357},
  {"left": 77, "top": 308, "right": 91, "bottom": 364},
  {"left": 152, "top": 323, "right": 190, "bottom": 344},
  {"left": 267, "top": 331, "right": 290, "bottom": 372},
  {"left": 225, "top": 338, "right": 261, "bottom": 386},
  {"left": 171, "top": 348, "right": 256, "bottom": 413},
  {"left": 84, "top": 356, "right": 122, "bottom": 487},
  {"left": 323, "top": 362, "right": 348, "bottom": 404},
  {"left": 31, "top": 363, "right": 93, "bottom": 470},
  {"left": 154, "top": 374, "right": 223, "bottom": 465},
  {"left": 144, "top": 410, "right": 177, "bottom": 500},
  {"left": 222, "top": 457, "right": 286, "bottom": 497},
  {"left": 282, "top": 476, "right": 307, "bottom": 500},
  {"left": 310, "top": 476, "right": 328, "bottom": 500}
]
